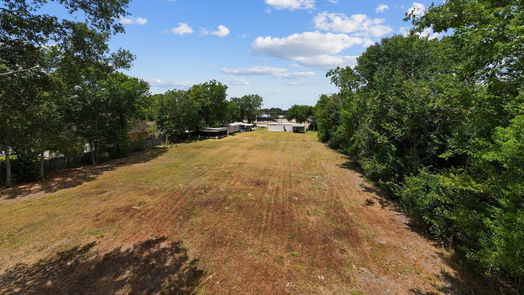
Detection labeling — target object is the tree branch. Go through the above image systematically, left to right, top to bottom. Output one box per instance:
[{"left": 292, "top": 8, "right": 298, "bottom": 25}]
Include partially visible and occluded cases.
[{"left": 0, "top": 66, "right": 40, "bottom": 77}]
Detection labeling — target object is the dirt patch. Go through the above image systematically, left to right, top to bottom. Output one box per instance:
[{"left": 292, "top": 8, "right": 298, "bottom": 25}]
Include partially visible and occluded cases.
[{"left": 0, "top": 237, "right": 205, "bottom": 295}]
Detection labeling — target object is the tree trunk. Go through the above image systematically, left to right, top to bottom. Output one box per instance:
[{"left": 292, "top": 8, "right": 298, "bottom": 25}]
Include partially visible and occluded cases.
[
  {"left": 90, "top": 142, "right": 96, "bottom": 165},
  {"left": 4, "top": 149, "right": 12, "bottom": 187},
  {"left": 39, "top": 151, "right": 45, "bottom": 180}
]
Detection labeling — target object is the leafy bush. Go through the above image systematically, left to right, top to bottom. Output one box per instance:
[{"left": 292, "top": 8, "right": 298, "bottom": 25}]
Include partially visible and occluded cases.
[{"left": 399, "top": 171, "right": 452, "bottom": 241}]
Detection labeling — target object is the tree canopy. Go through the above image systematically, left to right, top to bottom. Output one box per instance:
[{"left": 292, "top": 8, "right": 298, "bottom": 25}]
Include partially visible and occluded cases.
[
  {"left": 230, "top": 94, "right": 263, "bottom": 123},
  {"left": 286, "top": 105, "right": 314, "bottom": 123}
]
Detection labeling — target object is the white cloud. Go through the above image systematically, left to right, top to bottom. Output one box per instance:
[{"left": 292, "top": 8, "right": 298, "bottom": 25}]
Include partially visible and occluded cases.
[
  {"left": 265, "top": 0, "right": 315, "bottom": 10},
  {"left": 328, "top": 0, "right": 339, "bottom": 3},
  {"left": 407, "top": 2, "right": 425, "bottom": 17},
  {"left": 376, "top": 4, "right": 389, "bottom": 13},
  {"left": 313, "top": 12, "right": 392, "bottom": 37},
  {"left": 119, "top": 16, "right": 148, "bottom": 25},
  {"left": 171, "top": 23, "right": 193, "bottom": 35},
  {"left": 203, "top": 25, "right": 230, "bottom": 37},
  {"left": 399, "top": 26, "right": 440, "bottom": 40},
  {"left": 399, "top": 26, "right": 410, "bottom": 36},
  {"left": 417, "top": 28, "right": 440, "bottom": 39},
  {"left": 252, "top": 31, "right": 371, "bottom": 69},
  {"left": 253, "top": 31, "right": 367, "bottom": 58},
  {"left": 292, "top": 55, "right": 358, "bottom": 68},
  {"left": 220, "top": 66, "right": 314, "bottom": 79},
  {"left": 221, "top": 66, "right": 285, "bottom": 76},
  {"left": 277, "top": 71, "right": 316, "bottom": 79},
  {"left": 225, "top": 78, "right": 250, "bottom": 86},
  {"left": 147, "top": 79, "right": 193, "bottom": 88},
  {"left": 285, "top": 81, "right": 308, "bottom": 86}
]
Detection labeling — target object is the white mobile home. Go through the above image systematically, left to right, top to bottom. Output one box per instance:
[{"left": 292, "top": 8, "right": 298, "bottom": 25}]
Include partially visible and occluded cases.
[
  {"left": 227, "top": 122, "right": 254, "bottom": 135},
  {"left": 227, "top": 123, "right": 242, "bottom": 134},
  {"left": 268, "top": 123, "right": 306, "bottom": 133},
  {"left": 268, "top": 123, "right": 290, "bottom": 132},
  {"left": 291, "top": 124, "right": 307, "bottom": 133}
]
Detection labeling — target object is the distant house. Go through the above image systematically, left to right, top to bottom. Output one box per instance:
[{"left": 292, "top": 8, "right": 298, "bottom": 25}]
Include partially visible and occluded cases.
[
  {"left": 128, "top": 121, "right": 155, "bottom": 141},
  {"left": 268, "top": 123, "right": 306, "bottom": 133}
]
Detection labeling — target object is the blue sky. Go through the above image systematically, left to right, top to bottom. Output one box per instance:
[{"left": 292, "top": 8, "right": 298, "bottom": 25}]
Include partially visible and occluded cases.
[{"left": 53, "top": 0, "right": 434, "bottom": 108}]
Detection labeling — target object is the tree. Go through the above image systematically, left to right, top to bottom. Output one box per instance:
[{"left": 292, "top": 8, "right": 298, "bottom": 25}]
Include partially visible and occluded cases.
[
  {"left": 1, "top": 0, "right": 131, "bottom": 184},
  {"left": 1, "top": 0, "right": 130, "bottom": 78},
  {"left": 410, "top": 0, "right": 524, "bottom": 88},
  {"left": 0, "top": 48, "right": 61, "bottom": 183},
  {"left": 64, "top": 69, "right": 149, "bottom": 165},
  {"left": 101, "top": 72, "right": 150, "bottom": 156},
  {"left": 187, "top": 80, "right": 228, "bottom": 128},
  {"left": 155, "top": 90, "right": 201, "bottom": 142},
  {"left": 314, "top": 94, "right": 344, "bottom": 147},
  {"left": 230, "top": 95, "right": 263, "bottom": 123},
  {"left": 286, "top": 105, "right": 314, "bottom": 123}
]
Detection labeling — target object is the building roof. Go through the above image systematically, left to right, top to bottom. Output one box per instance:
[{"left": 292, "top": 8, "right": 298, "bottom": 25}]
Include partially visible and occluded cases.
[
  {"left": 128, "top": 121, "right": 154, "bottom": 134},
  {"left": 229, "top": 122, "right": 254, "bottom": 127},
  {"left": 268, "top": 122, "right": 293, "bottom": 126},
  {"left": 201, "top": 127, "right": 228, "bottom": 132}
]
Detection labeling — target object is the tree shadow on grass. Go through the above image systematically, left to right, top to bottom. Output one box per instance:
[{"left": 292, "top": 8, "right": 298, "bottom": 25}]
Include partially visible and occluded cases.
[
  {"left": 0, "top": 147, "right": 168, "bottom": 201},
  {"left": 338, "top": 158, "right": 401, "bottom": 211},
  {"left": 0, "top": 237, "right": 205, "bottom": 295},
  {"left": 409, "top": 262, "right": 515, "bottom": 295}
]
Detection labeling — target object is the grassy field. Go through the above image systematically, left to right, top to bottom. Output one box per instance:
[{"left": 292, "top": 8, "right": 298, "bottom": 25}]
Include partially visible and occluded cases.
[{"left": 0, "top": 129, "right": 496, "bottom": 294}]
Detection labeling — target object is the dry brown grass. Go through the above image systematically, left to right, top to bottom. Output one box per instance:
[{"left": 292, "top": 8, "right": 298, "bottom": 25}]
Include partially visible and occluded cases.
[{"left": 0, "top": 130, "right": 498, "bottom": 294}]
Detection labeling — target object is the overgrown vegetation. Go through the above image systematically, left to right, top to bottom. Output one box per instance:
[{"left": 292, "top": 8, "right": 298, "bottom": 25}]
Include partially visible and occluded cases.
[{"left": 314, "top": 0, "right": 523, "bottom": 289}]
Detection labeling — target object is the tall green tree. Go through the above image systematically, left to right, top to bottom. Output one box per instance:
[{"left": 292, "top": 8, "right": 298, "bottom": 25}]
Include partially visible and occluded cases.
[
  {"left": 1, "top": 0, "right": 131, "bottom": 184},
  {"left": 64, "top": 69, "right": 149, "bottom": 165},
  {"left": 102, "top": 72, "right": 150, "bottom": 156},
  {"left": 187, "top": 80, "right": 228, "bottom": 128},
  {"left": 155, "top": 90, "right": 201, "bottom": 142},
  {"left": 314, "top": 94, "right": 345, "bottom": 148},
  {"left": 230, "top": 95, "right": 263, "bottom": 123},
  {"left": 286, "top": 105, "right": 314, "bottom": 123}
]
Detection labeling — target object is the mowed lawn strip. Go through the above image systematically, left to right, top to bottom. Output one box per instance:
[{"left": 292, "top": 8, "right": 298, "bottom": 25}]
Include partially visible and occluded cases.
[{"left": 0, "top": 129, "right": 486, "bottom": 294}]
